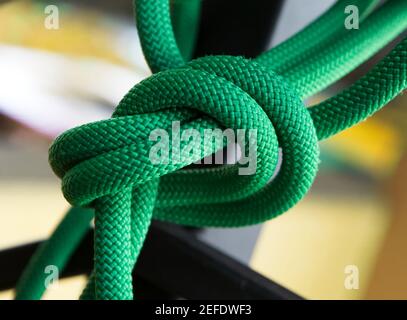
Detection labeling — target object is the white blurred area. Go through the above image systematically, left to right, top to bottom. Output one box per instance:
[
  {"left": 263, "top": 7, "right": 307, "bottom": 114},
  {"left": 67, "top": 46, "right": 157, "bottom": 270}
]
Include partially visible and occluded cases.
[
  {"left": 0, "top": 0, "right": 150, "bottom": 138},
  {"left": 269, "top": 0, "right": 336, "bottom": 47}
]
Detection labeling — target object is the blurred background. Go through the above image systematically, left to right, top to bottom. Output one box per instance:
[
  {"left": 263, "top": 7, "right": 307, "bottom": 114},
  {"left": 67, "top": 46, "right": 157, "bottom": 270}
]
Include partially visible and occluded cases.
[{"left": 0, "top": 0, "right": 406, "bottom": 299}]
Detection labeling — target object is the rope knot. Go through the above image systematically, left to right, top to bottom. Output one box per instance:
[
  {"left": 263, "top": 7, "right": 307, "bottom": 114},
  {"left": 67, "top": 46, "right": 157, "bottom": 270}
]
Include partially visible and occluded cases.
[{"left": 49, "top": 55, "right": 319, "bottom": 226}]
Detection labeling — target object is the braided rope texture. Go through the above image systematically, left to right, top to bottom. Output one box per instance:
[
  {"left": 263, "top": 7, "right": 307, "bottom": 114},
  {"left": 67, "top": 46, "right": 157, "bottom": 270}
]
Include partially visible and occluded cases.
[{"left": 15, "top": 0, "right": 407, "bottom": 300}]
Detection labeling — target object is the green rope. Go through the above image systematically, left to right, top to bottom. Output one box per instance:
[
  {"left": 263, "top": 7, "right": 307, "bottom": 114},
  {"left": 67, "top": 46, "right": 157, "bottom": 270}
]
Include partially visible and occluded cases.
[
  {"left": 15, "top": 0, "right": 407, "bottom": 300},
  {"left": 171, "top": 0, "right": 202, "bottom": 61},
  {"left": 255, "top": 0, "right": 380, "bottom": 71},
  {"left": 15, "top": 207, "right": 93, "bottom": 300}
]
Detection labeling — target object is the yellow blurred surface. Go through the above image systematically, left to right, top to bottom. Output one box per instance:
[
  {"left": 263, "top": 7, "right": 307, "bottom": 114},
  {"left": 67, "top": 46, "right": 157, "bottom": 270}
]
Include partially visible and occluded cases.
[
  {"left": 0, "top": 0, "right": 127, "bottom": 64},
  {"left": 322, "top": 118, "right": 402, "bottom": 178},
  {"left": 0, "top": 180, "right": 87, "bottom": 299},
  {"left": 0, "top": 181, "right": 69, "bottom": 249},
  {"left": 251, "top": 195, "right": 391, "bottom": 300},
  {"left": 0, "top": 275, "right": 87, "bottom": 300}
]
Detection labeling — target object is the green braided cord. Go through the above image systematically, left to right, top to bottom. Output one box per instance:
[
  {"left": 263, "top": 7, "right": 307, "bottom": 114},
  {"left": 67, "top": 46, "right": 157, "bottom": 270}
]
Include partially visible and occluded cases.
[
  {"left": 15, "top": 0, "right": 407, "bottom": 300},
  {"left": 135, "top": 0, "right": 184, "bottom": 72},
  {"left": 137, "top": 0, "right": 380, "bottom": 77},
  {"left": 137, "top": 0, "right": 406, "bottom": 97},
  {"left": 171, "top": 0, "right": 202, "bottom": 61},
  {"left": 256, "top": 0, "right": 379, "bottom": 72},
  {"left": 282, "top": 0, "right": 407, "bottom": 97},
  {"left": 311, "top": 37, "right": 407, "bottom": 140},
  {"left": 152, "top": 39, "right": 407, "bottom": 225},
  {"left": 56, "top": 54, "right": 310, "bottom": 300},
  {"left": 80, "top": 179, "right": 159, "bottom": 300},
  {"left": 88, "top": 180, "right": 158, "bottom": 299},
  {"left": 93, "top": 190, "right": 133, "bottom": 299},
  {"left": 15, "top": 207, "right": 93, "bottom": 300}
]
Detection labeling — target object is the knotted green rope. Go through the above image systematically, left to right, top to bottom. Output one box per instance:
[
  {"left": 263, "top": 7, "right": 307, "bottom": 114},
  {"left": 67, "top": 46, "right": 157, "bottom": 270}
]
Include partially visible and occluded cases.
[{"left": 15, "top": 0, "right": 407, "bottom": 300}]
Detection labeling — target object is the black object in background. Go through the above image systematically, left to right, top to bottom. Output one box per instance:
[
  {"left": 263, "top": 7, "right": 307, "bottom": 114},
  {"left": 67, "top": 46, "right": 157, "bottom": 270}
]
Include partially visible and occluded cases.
[
  {"left": 63, "top": 0, "right": 283, "bottom": 58},
  {"left": 193, "top": 0, "right": 283, "bottom": 58},
  {"left": 0, "top": 222, "right": 302, "bottom": 300}
]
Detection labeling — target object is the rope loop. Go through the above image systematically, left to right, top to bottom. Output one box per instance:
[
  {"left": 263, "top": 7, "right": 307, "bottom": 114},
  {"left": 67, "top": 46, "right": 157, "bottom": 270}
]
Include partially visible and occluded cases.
[
  {"left": 48, "top": 55, "right": 320, "bottom": 299},
  {"left": 49, "top": 55, "right": 319, "bottom": 226}
]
